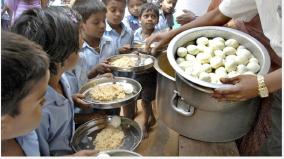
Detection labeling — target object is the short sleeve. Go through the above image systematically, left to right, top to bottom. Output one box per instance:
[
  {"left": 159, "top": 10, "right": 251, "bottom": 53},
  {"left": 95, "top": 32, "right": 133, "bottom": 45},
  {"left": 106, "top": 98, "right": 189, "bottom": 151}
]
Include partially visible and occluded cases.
[{"left": 219, "top": 0, "right": 258, "bottom": 22}]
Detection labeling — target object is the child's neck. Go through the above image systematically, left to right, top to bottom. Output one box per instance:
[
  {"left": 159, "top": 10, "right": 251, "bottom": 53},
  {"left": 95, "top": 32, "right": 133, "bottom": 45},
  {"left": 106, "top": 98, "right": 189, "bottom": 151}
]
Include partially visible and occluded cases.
[
  {"left": 163, "top": 10, "right": 170, "bottom": 16},
  {"left": 108, "top": 21, "right": 123, "bottom": 34},
  {"left": 142, "top": 27, "right": 154, "bottom": 39},
  {"left": 84, "top": 36, "right": 100, "bottom": 49},
  {"left": 49, "top": 70, "right": 65, "bottom": 96}
]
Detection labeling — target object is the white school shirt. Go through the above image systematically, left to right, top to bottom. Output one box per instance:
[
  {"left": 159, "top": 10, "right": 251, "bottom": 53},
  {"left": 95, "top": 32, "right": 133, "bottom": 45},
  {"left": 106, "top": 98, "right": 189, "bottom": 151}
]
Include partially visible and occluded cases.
[{"left": 219, "top": 0, "right": 282, "bottom": 57}]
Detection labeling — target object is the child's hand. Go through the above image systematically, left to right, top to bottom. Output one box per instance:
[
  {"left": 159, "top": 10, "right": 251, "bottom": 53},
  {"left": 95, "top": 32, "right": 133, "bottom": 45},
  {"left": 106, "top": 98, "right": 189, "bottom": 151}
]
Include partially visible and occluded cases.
[
  {"left": 176, "top": 9, "right": 196, "bottom": 25},
  {"left": 118, "top": 44, "right": 132, "bottom": 54},
  {"left": 88, "top": 62, "right": 112, "bottom": 79},
  {"left": 96, "top": 73, "right": 114, "bottom": 79},
  {"left": 72, "top": 93, "right": 92, "bottom": 110},
  {"left": 71, "top": 150, "right": 99, "bottom": 156}
]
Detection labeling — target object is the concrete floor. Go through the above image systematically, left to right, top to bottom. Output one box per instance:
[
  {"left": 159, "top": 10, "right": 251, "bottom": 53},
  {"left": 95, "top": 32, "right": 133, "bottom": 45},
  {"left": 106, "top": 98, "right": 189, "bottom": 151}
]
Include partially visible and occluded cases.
[
  {"left": 122, "top": 100, "right": 239, "bottom": 156},
  {"left": 125, "top": 100, "right": 179, "bottom": 156}
]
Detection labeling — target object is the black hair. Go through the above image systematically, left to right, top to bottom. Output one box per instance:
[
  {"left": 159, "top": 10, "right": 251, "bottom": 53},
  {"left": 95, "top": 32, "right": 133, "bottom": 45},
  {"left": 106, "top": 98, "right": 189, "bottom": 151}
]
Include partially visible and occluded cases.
[
  {"left": 72, "top": 0, "right": 106, "bottom": 22},
  {"left": 102, "top": 0, "right": 126, "bottom": 6},
  {"left": 126, "top": 0, "right": 147, "bottom": 4},
  {"left": 139, "top": 3, "right": 159, "bottom": 17},
  {"left": 11, "top": 6, "right": 82, "bottom": 75},
  {"left": 1, "top": 31, "right": 49, "bottom": 117}
]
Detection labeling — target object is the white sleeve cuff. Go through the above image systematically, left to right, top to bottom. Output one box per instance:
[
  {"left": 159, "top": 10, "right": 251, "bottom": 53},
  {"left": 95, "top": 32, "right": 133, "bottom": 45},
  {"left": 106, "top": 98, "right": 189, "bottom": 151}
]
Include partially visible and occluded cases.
[{"left": 219, "top": 0, "right": 258, "bottom": 22}]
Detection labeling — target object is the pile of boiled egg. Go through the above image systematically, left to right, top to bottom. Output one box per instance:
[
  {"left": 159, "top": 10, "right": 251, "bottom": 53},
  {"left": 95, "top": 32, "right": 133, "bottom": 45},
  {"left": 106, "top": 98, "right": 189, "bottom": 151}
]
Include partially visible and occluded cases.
[{"left": 176, "top": 37, "right": 260, "bottom": 84}]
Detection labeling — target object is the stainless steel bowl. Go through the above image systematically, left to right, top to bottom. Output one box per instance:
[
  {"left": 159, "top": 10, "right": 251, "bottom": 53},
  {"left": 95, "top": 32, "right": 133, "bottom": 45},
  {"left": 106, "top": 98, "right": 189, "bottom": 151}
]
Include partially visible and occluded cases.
[
  {"left": 167, "top": 26, "right": 271, "bottom": 90},
  {"left": 167, "top": 26, "right": 271, "bottom": 111},
  {"left": 107, "top": 53, "right": 156, "bottom": 72},
  {"left": 79, "top": 77, "right": 142, "bottom": 109},
  {"left": 71, "top": 116, "right": 143, "bottom": 152},
  {"left": 97, "top": 149, "right": 142, "bottom": 156}
]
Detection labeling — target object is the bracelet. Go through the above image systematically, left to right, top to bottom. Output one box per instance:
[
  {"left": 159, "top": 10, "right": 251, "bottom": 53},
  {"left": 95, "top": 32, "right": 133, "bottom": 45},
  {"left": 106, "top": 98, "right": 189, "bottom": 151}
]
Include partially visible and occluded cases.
[{"left": 257, "top": 75, "right": 269, "bottom": 98}]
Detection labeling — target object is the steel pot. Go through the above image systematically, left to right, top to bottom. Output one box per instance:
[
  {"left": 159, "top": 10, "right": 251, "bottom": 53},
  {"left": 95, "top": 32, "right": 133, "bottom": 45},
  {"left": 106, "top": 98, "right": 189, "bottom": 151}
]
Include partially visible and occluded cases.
[
  {"left": 167, "top": 26, "right": 271, "bottom": 111},
  {"left": 154, "top": 53, "right": 259, "bottom": 142}
]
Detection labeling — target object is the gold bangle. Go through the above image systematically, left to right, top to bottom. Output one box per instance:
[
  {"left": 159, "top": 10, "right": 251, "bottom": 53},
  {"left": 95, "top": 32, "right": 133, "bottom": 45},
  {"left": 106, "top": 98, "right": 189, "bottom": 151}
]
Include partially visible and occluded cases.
[{"left": 257, "top": 75, "right": 269, "bottom": 98}]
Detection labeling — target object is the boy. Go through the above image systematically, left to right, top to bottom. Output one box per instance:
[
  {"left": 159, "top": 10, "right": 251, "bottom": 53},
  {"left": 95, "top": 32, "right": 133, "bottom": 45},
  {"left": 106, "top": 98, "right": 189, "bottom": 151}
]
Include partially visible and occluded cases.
[
  {"left": 69, "top": 0, "right": 115, "bottom": 94},
  {"left": 70, "top": 0, "right": 120, "bottom": 116},
  {"left": 102, "top": 0, "right": 134, "bottom": 54},
  {"left": 124, "top": 0, "right": 147, "bottom": 31},
  {"left": 156, "top": 0, "right": 177, "bottom": 31},
  {"left": 133, "top": 3, "right": 160, "bottom": 138},
  {"left": 134, "top": 3, "right": 160, "bottom": 41},
  {"left": 11, "top": 6, "right": 83, "bottom": 156},
  {"left": 1, "top": 31, "right": 49, "bottom": 156}
]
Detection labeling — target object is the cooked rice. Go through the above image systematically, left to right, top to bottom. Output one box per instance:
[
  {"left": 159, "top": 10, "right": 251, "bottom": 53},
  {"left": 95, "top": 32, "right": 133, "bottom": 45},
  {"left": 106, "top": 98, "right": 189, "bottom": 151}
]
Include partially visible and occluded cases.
[
  {"left": 111, "top": 56, "right": 136, "bottom": 68},
  {"left": 90, "top": 84, "right": 126, "bottom": 101},
  {"left": 93, "top": 126, "right": 125, "bottom": 151}
]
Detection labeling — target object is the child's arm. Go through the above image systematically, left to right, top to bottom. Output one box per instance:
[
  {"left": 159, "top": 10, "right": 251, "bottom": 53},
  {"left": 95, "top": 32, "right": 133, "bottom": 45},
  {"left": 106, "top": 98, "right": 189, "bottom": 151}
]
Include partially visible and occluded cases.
[
  {"left": 118, "top": 44, "right": 132, "bottom": 54},
  {"left": 87, "top": 62, "right": 112, "bottom": 79},
  {"left": 72, "top": 93, "right": 92, "bottom": 110},
  {"left": 74, "top": 111, "right": 106, "bottom": 126}
]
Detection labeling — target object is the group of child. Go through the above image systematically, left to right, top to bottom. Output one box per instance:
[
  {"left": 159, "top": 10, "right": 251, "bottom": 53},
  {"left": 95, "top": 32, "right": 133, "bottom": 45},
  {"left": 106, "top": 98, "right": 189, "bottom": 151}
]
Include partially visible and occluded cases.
[{"left": 2, "top": 0, "right": 178, "bottom": 156}]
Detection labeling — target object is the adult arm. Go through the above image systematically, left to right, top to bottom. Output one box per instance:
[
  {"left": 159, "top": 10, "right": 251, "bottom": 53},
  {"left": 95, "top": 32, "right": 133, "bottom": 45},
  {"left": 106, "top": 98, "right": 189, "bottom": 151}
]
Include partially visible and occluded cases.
[
  {"left": 146, "top": 7, "right": 231, "bottom": 54},
  {"left": 213, "top": 68, "right": 282, "bottom": 101}
]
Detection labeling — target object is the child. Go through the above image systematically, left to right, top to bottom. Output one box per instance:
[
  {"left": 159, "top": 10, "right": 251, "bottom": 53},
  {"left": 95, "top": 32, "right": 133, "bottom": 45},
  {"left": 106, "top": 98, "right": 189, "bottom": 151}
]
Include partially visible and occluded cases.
[
  {"left": 69, "top": 0, "right": 120, "bottom": 117},
  {"left": 69, "top": 0, "right": 115, "bottom": 94},
  {"left": 102, "top": 0, "right": 134, "bottom": 54},
  {"left": 124, "top": 0, "right": 147, "bottom": 31},
  {"left": 156, "top": 0, "right": 177, "bottom": 31},
  {"left": 133, "top": 3, "right": 159, "bottom": 138},
  {"left": 134, "top": 3, "right": 160, "bottom": 41},
  {"left": 11, "top": 6, "right": 92, "bottom": 156},
  {"left": 1, "top": 31, "right": 50, "bottom": 156},
  {"left": 2, "top": 32, "right": 98, "bottom": 157}
]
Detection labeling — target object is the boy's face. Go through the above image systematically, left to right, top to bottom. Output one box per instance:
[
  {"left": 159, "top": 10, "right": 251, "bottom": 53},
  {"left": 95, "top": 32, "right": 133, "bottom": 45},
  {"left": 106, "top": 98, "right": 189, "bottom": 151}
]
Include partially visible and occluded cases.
[
  {"left": 106, "top": 0, "right": 126, "bottom": 25},
  {"left": 128, "top": 0, "right": 144, "bottom": 17},
  {"left": 160, "top": 0, "right": 177, "bottom": 14},
  {"left": 140, "top": 10, "right": 158, "bottom": 30},
  {"left": 82, "top": 12, "right": 106, "bottom": 39},
  {"left": 1, "top": 70, "right": 50, "bottom": 140}
]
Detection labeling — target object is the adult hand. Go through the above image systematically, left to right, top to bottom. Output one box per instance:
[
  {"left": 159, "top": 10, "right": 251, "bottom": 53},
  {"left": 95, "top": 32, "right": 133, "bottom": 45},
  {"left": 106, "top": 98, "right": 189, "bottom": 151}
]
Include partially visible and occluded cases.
[
  {"left": 176, "top": 9, "right": 196, "bottom": 25},
  {"left": 145, "top": 31, "right": 173, "bottom": 55},
  {"left": 119, "top": 44, "right": 132, "bottom": 54},
  {"left": 88, "top": 62, "right": 112, "bottom": 79},
  {"left": 212, "top": 75, "right": 259, "bottom": 102},
  {"left": 72, "top": 94, "right": 92, "bottom": 110},
  {"left": 72, "top": 150, "right": 99, "bottom": 156}
]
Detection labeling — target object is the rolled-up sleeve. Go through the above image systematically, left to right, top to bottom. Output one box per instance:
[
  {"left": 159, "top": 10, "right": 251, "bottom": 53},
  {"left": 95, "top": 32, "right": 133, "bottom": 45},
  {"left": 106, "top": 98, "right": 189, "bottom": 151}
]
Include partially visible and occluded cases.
[{"left": 219, "top": 0, "right": 258, "bottom": 22}]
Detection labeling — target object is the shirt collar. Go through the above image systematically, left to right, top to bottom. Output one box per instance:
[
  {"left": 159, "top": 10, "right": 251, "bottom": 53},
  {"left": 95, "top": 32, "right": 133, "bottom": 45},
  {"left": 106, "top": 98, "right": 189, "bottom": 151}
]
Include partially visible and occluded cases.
[
  {"left": 159, "top": 9, "right": 165, "bottom": 18},
  {"left": 128, "top": 15, "right": 139, "bottom": 23},
  {"left": 105, "top": 20, "right": 129, "bottom": 33},
  {"left": 80, "top": 38, "right": 111, "bottom": 54},
  {"left": 46, "top": 76, "right": 72, "bottom": 106}
]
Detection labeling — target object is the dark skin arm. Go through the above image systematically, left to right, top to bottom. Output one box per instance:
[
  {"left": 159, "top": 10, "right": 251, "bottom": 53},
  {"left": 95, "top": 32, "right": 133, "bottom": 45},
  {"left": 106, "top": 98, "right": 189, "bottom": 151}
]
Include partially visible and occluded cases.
[{"left": 146, "top": 7, "right": 231, "bottom": 54}]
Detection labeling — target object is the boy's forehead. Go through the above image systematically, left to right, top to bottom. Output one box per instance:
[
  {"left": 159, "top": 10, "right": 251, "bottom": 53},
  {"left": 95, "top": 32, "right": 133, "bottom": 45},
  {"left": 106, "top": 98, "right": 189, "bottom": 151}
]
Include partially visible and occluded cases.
[{"left": 142, "top": 10, "right": 158, "bottom": 16}]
